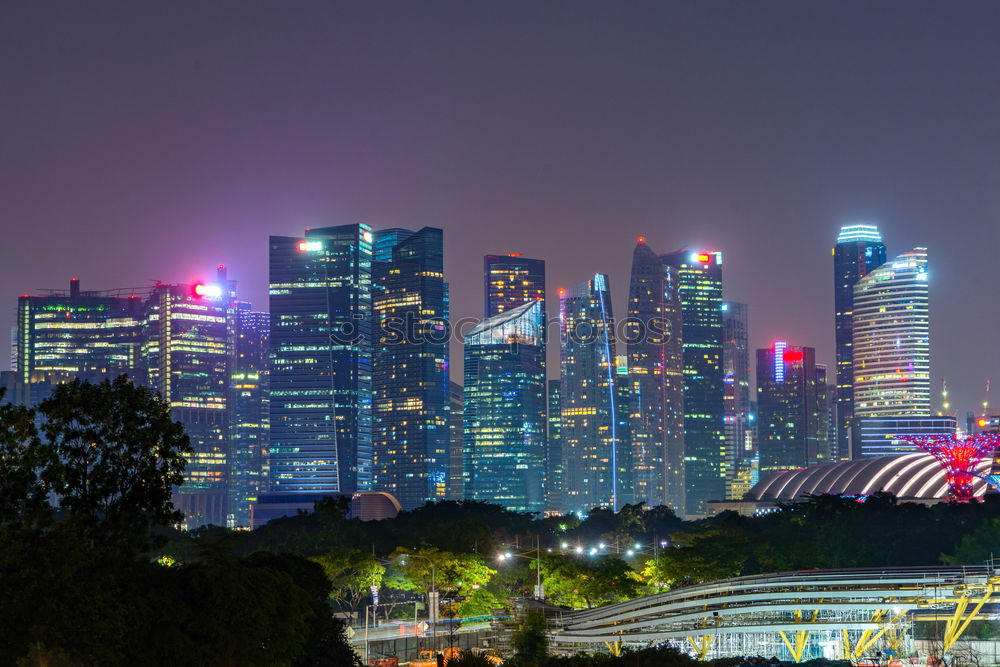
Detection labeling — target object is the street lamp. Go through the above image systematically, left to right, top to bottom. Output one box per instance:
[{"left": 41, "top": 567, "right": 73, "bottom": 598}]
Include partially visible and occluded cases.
[{"left": 496, "top": 535, "right": 544, "bottom": 600}]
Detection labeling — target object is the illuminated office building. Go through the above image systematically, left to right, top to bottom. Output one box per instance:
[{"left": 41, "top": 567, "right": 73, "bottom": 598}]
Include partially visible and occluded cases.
[
  {"left": 265, "top": 225, "right": 374, "bottom": 517},
  {"left": 833, "top": 225, "right": 887, "bottom": 460},
  {"left": 371, "top": 227, "right": 449, "bottom": 510},
  {"left": 625, "top": 240, "right": 684, "bottom": 512},
  {"left": 853, "top": 248, "right": 930, "bottom": 421},
  {"left": 660, "top": 250, "right": 725, "bottom": 515},
  {"left": 484, "top": 254, "right": 546, "bottom": 318},
  {"left": 141, "top": 274, "right": 234, "bottom": 528},
  {"left": 558, "top": 274, "right": 623, "bottom": 512},
  {"left": 15, "top": 278, "right": 142, "bottom": 404},
  {"left": 463, "top": 300, "right": 546, "bottom": 513},
  {"left": 722, "top": 301, "right": 752, "bottom": 498},
  {"left": 228, "top": 305, "right": 269, "bottom": 528},
  {"left": 756, "top": 343, "right": 829, "bottom": 473},
  {"left": 546, "top": 379, "right": 563, "bottom": 511},
  {"left": 447, "top": 381, "right": 464, "bottom": 500},
  {"left": 857, "top": 416, "right": 956, "bottom": 457}
]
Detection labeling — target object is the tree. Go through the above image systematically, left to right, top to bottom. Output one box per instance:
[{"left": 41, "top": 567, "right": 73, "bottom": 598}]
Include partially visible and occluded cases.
[
  {"left": 38, "top": 376, "right": 190, "bottom": 554},
  {"left": 0, "top": 392, "right": 53, "bottom": 529},
  {"left": 311, "top": 547, "right": 385, "bottom": 617},
  {"left": 386, "top": 547, "right": 495, "bottom": 598},
  {"left": 540, "top": 555, "right": 642, "bottom": 609},
  {"left": 509, "top": 609, "right": 549, "bottom": 667}
]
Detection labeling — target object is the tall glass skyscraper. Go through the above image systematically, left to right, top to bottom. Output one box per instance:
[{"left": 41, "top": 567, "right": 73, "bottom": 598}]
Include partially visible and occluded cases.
[
  {"left": 833, "top": 224, "right": 887, "bottom": 460},
  {"left": 267, "top": 225, "right": 374, "bottom": 506},
  {"left": 371, "top": 227, "right": 449, "bottom": 510},
  {"left": 625, "top": 240, "right": 684, "bottom": 512},
  {"left": 853, "top": 248, "right": 930, "bottom": 419},
  {"left": 660, "top": 250, "right": 725, "bottom": 516},
  {"left": 484, "top": 254, "right": 546, "bottom": 317},
  {"left": 558, "top": 274, "right": 623, "bottom": 512},
  {"left": 141, "top": 280, "right": 233, "bottom": 528},
  {"left": 463, "top": 300, "right": 546, "bottom": 513},
  {"left": 722, "top": 301, "right": 752, "bottom": 498},
  {"left": 228, "top": 305, "right": 269, "bottom": 528},
  {"left": 756, "top": 343, "right": 828, "bottom": 473},
  {"left": 546, "top": 379, "right": 563, "bottom": 511}
]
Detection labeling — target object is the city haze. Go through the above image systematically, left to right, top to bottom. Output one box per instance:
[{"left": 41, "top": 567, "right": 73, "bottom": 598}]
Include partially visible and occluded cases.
[{"left": 3, "top": 1, "right": 1000, "bottom": 414}]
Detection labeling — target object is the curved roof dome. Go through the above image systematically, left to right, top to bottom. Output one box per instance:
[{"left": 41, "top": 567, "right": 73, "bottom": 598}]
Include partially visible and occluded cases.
[{"left": 748, "top": 453, "right": 991, "bottom": 501}]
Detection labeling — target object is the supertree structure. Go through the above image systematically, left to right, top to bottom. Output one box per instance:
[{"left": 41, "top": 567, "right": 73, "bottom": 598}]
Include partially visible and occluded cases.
[{"left": 895, "top": 433, "right": 1000, "bottom": 502}]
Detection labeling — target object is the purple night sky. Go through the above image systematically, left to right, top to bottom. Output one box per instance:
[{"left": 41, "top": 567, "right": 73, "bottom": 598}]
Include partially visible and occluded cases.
[{"left": 3, "top": 1, "right": 999, "bottom": 415}]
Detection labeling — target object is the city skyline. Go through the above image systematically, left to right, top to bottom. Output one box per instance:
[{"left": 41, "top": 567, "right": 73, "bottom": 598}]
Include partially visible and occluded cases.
[{"left": 4, "top": 2, "right": 1000, "bottom": 418}]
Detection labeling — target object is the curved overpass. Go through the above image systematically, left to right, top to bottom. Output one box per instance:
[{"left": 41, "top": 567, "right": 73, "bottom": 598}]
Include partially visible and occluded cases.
[{"left": 552, "top": 566, "right": 1000, "bottom": 661}]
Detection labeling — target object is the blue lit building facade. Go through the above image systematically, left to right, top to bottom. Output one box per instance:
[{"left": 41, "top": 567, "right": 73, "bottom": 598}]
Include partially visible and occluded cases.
[
  {"left": 833, "top": 224, "right": 886, "bottom": 461},
  {"left": 266, "top": 225, "right": 374, "bottom": 508},
  {"left": 371, "top": 227, "right": 450, "bottom": 510},
  {"left": 626, "top": 240, "right": 685, "bottom": 513},
  {"left": 661, "top": 250, "right": 725, "bottom": 515},
  {"left": 558, "top": 274, "right": 625, "bottom": 512},
  {"left": 463, "top": 300, "right": 546, "bottom": 513},
  {"left": 722, "top": 301, "right": 752, "bottom": 498},
  {"left": 228, "top": 305, "right": 269, "bottom": 528},
  {"left": 756, "top": 343, "right": 829, "bottom": 473}
]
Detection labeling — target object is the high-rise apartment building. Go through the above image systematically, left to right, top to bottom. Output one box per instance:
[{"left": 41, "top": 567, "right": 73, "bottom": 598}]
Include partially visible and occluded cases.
[
  {"left": 265, "top": 225, "right": 374, "bottom": 514},
  {"left": 833, "top": 225, "right": 887, "bottom": 460},
  {"left": 371, "top": 227, "right": 450, "bottom": 510},
  {"left": 625, "top": 240, "right": 684, "bottom": 512},
  {"left": 853, "top": 248, "right": 930, "bottom": 420},
  {"left": 660, "top": 251, "right": 725, "bottom": 515},
  {"left": 558, "top": 274, "right": 623, "bottom": 512},
  {"left": 463, "top": 300, "right": 546, "bottom": 513},
  {"left": 722, "top": 301, "right": 752, "bottom": 498},
  {"left": 756, "top": 343, "right": 829, "bottom": 473}
]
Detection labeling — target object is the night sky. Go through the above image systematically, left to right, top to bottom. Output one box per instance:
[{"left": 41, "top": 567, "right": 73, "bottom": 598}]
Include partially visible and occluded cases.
[{"left": 3, "top": 1, "right": 999, "bottom": 416}]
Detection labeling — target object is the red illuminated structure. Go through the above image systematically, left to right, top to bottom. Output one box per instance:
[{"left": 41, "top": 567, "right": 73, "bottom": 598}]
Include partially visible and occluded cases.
[{"left": 895, "top": 433, "right": 1000, "bottom": 502}]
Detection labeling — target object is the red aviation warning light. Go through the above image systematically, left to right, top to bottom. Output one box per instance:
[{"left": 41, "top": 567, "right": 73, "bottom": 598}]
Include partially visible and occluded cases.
[{"left": 193, "top": 283, "right": 208, "bottom": 297}]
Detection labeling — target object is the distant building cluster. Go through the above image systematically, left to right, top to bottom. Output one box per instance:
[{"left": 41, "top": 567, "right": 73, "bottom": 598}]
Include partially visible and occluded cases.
[{"left": 5, "top": 223, "right": 976, "bottom": 526}]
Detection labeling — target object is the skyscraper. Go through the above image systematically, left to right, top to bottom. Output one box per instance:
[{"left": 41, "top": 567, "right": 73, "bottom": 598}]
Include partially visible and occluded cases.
[
  {"left": 833, "top": 224, "right": 887, "bottom": 460},
  {"left": 266, "top": 225, "right": 374, "bottom": 511},
  {"left": 371, "top": 227, "right": 450, "bottom": 510},
  {"left": 625, "top": 240, "right": 684, "bottom": 512},
  {"left": 853, "top": 248, "right": 930, "bottom": 420},
  {"left": 660, "top": 250, "right": 725, "bottom": 515},
  {"left": 484, "top": 254, "right": 546, "bottom": 318},
  {"left": 558, "top": 274, "right": 622, "bottom": 512},
  {"left": 16, "top": 278, "right": 142, "bottom": 404},
  {"left": 141, "top": 278, "right": 234, "bottom": 528},
  {"left": 463, "top": 300, "right": 546, "bottom": 513},
  {"left": 722, "top": 301, "right": 752, "bottom": 498},
  {"left": 228, "top": 305, "right": 270, "bottom": 528},
  {"left": 756, "top": 342, "right": 828, "bottom": 473},
  {"left": 546, "top": 379, "right": 562, "bottom": 511},
  {"left": 447, "top": 381, "right": 464, "bottom": 500}
]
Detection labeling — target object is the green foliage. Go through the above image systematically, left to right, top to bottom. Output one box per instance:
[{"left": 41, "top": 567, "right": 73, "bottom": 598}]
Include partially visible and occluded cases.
[
  {"left": 941, "top": 517, "right": 1000, "bottom": 565},
  {"left": 311, "top": 546, "right": 386, "bottom": 613},
  {"left": 386, "top": 546, "right": 495, "bottom": 597},
  {"left": 540, "top": 555, "right": 642, "bottom": 609},
  {"left": 458, "top": 587, "right": 505, "bottom": 618},
  {"left": 509, "top": 609, "right": 549, "bottom": 667}
]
